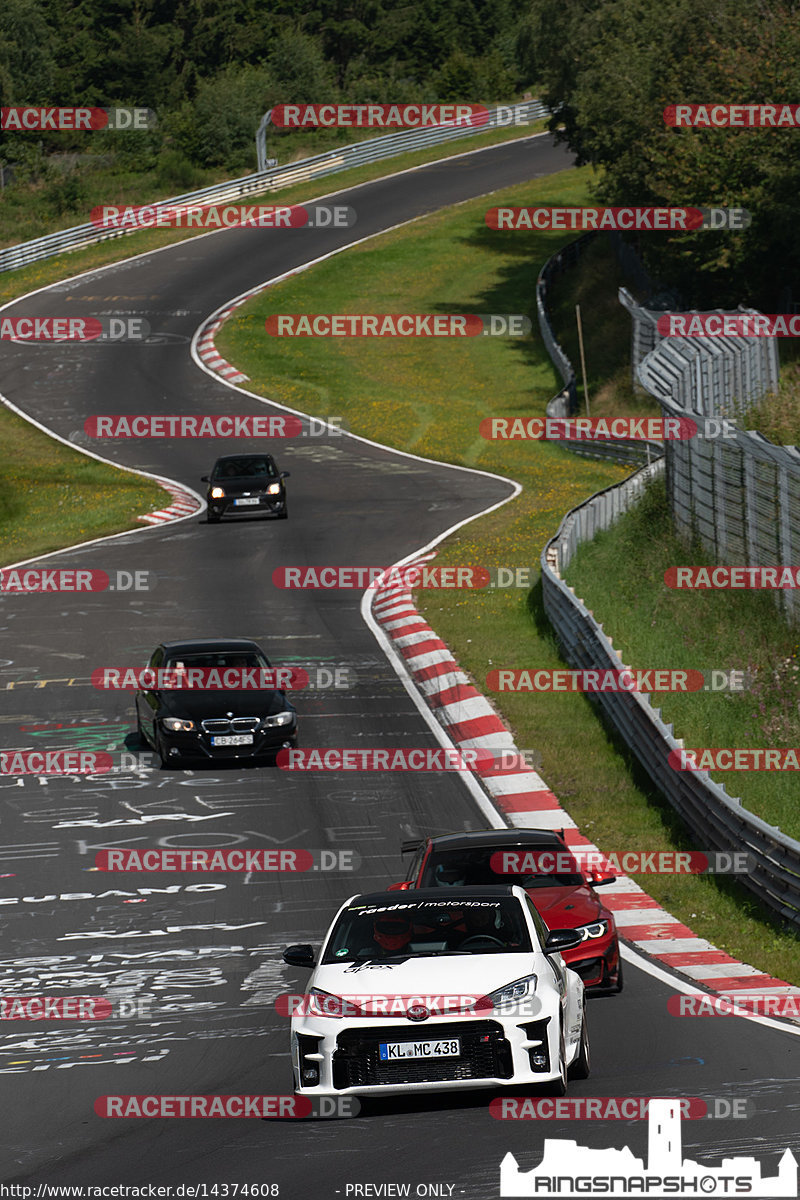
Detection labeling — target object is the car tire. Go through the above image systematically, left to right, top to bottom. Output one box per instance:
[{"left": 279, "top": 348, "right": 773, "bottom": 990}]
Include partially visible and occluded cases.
[
  {"left": 277, "top": 507, "right": 288, "bottom": 520},
  {"left": 206, "top": 511, "right": 221, "bottom": 524},
  {"left": 136, "top": 709, "right": 148, "bottom": 749},
  {"left": 154, "top": 728, "right": 179, "bottom": 770},
  {"left": 610, "top": 958, "right": 624, "bottom": 993},
  {"left": 568, "top": 1012, "right": 590, "bottom": 1080},
  {"left": 542, "top": 1019, "right": 568, "bottom": 1096}
]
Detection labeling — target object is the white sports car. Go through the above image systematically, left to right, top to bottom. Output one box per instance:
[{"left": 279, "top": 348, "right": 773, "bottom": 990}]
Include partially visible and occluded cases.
[{"left": 282, "top": 885, "right": 589, "bottom": 1098}]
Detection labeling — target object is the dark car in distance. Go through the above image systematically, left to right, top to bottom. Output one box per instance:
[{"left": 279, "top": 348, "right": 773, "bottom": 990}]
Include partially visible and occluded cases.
[
  {"left": 202, "top": 454, "right": 290, "bottom": 523},
  {"left": 135, "top": 638, "right": 298, "bottom": 767},
  {"left": 388, "top": 828, "right": 623, "bottom": 994}
]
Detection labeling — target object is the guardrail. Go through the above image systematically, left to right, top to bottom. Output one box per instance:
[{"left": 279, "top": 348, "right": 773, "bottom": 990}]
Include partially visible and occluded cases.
[
  {"left": 0, "top": 100, "right": 549, "bottom": 274},
  {"left": 537, "top": 233, "right": 663, "bottom": 466},
  {"left": 541, "top": 463, "right": 800, "bottom": 930}
]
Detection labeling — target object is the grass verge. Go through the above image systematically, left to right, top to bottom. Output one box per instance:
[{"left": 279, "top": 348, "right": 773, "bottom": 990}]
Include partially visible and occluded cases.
[
  {"left": 216, "top": 165, "right": 800, "bottom": 982},
  {"left": 0, "top": 405, "right": 167, "bottom": 566}
]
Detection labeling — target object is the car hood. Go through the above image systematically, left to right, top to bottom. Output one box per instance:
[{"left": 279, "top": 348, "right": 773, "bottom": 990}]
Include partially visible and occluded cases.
[
  {"left": 211, "top": 476, "right": 275, "bottom": 492},
  {"left": 158, "top": 690, "right": 289, "bottom": 718},
  {"left": 526, "top": 884, "right": 607, "bottom": 928},
  {"left": 312, "top": 953, "right": 535, "bottom": 1007}
]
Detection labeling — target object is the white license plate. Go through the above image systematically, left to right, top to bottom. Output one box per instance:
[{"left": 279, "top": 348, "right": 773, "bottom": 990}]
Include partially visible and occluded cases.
[
  {"left": 234, "top": 497, "right": 260, "bottom": 506},
  {"left": 210, "top": 734, "right": 254, "bottom": 746},
  {"left": 379, "top": 1039, "right": 461, "bottom": 1060}
]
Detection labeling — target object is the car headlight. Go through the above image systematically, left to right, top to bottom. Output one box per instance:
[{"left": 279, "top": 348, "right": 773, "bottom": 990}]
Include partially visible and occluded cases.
[
  {"left": 266, "top": 482, "right": 281, "bottom": 495},
  {"left": 210, "top": 487, "right": 225, "bottom": 499},
  {"left": 262, "top": 711, "right": 293, "bottom": 727},
  {"left": 162, "top": 717, "right": 195, "bottom": 732},
  {"left": 576, "top": 920, "right": 609, "bottom": 941},
  {"left": 485, "top": 974, "right": 537, "bottom": 1010},
  {"left": 307, "top": 988, "right": 359, "bottom": 1019}
]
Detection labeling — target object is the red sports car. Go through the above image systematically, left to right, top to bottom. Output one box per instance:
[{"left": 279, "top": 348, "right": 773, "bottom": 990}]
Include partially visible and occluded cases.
[{"left": 388, "top": 828, "right": 623, "bottom": 994}]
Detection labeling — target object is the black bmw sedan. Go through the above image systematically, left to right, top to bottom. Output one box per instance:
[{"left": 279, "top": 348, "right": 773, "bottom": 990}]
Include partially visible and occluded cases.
[
  {"left": 201, "top": 453, "right": 290, "bottom": 523},
  {"left": 135, "top": 638, "right": 298, "bottom": 767}
]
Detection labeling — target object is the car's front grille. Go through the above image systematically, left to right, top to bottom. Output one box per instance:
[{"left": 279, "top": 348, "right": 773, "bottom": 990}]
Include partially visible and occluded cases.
[
  {"left": 200, "top": 717, "right": 260, "bottom": 734},
  {"left": 332, "top": 1021, "right": 513, "bottom": 1089}
]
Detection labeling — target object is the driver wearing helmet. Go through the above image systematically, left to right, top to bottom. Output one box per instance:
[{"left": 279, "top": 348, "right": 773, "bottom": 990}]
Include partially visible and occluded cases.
[
  {"left": 433, "top": 863, "right": 466, "bottom": 887},
  {"left": 372, "top": 914, "right": 413, "bottom": 954}
]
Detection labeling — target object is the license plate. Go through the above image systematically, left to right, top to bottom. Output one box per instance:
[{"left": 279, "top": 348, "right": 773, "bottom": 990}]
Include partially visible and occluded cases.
[
  {"left": 234, "top": 497, "right": 260, "bottom": 506},
  {"left": 210, "top": 734, "right": 254, "bottom": 746},
  {"left": 379, "top": 1039, "right": 461, "bottom": 1060}
]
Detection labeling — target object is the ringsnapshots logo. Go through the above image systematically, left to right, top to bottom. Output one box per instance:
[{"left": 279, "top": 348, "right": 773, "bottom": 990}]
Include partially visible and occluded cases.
[
  {"left": 270, "top": 103, "right": 489, "bottom": 128},
  {"left": 664, "top": 103, "right": 800, "bottom": 127},
  {"left": 1, "top": 106, "right": 156, "bottom": 131},
  {"left": 90, "top": 204, "right": 356, "bottom": 230},
  {"left": 485, "top": 206, "right": 750, "bottom": 231},
  {"left": 658, "top": 313, "right": 800, "bottom": 337},
  {"left": 265, "top": 314, "right": 531, "bottom": 337},
  {"left": 0, "top": 316, "right": 150, "bottom": 342},
  {"left": 84, "top": 414, "right": 302, "bottom": 438},
  {"left": 480, "top": 416, "right": 737, "bottom": 441},
  {"left": 0, "top": 569, "right": 154, "bottom": 594},
  {"left": 95, "top": 847, "right": 360, "bottom": 872},
  {"left": 95, "top": 1094, "right": 359, "bottom": 1118},
  {"left": 498, "top": 1099, "right": 796, "bottom": 1197}
]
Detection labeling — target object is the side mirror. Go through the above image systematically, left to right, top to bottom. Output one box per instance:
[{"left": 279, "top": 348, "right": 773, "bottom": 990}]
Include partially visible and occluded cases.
[
  {"left": 280, "top": 471, "right": 291, "bottom": 479},
  {"left": 200, "top": 475, "right": 209, "bottom": 482},
  {"left": 587, "top": 872, "right": 617, "bottom": 888},
  {"left": 386, "top": 881, "right": 412, "bottom": 892},
  {"left": 544, "top": 928, "right": 582, "bottom": 955},
  {"left": 283, "top": 944, "right": 316, "bottom": 968}
]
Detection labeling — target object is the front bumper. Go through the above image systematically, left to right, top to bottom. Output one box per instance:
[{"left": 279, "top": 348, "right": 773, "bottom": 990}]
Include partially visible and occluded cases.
[
  {"left": 208, "top": 494, "right": 285, "bottom": 519},
  {"left": 160, "top": 721, "right": 297, "bottom": 762},
  {"left": 565, "top": 933, "right": 619, "bottom": 990},
  {"left": 290, "top": 1011, "right": 564, "bottom": 1097}
]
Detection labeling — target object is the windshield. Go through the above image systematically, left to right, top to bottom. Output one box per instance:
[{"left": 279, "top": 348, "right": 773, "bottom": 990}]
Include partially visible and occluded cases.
[
  {"left": 212, "top": 458, "right": 277, "bottom": 479},
  {"left": 164, "top": 650, "right": 269, "bottom": 671},
  {"left": 421, "top": 846, "right": 585, "bottom": 890},
  {"left": 321, "top": 898, "right": 533, "bottom": 963}
]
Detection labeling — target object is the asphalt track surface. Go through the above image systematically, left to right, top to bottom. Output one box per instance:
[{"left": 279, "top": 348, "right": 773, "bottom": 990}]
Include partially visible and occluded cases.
[{"left": 0, "top": 134, "right": 798, "bottom": 1194}]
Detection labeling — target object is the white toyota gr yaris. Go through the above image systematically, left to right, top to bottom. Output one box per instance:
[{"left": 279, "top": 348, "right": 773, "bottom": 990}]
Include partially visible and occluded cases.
[{"left": 282, "top": 885, "right": 589, "bottom": 1099}]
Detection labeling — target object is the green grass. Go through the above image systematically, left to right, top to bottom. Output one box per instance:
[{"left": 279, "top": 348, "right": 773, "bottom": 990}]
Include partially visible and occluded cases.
[
  {"left": 216, "top": 163, "right": 800, "bottom": 983},
  {"left": 0, "top": 405, "right": 167, "bottom": 566},
  {"left": 563, "top": 475, "right": 800, "bottom": 838}
]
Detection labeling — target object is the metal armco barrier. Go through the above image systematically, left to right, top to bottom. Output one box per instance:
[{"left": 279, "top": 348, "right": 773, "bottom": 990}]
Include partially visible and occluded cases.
[
  {"left": 0, "top": 100, "right": 549, "bottom": 274},
  {"left": 537, "top": 233, "right": 663, "bottom": 466},
  {"left": 541, "top": 464, "right": 800, "bottom": 930}
]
